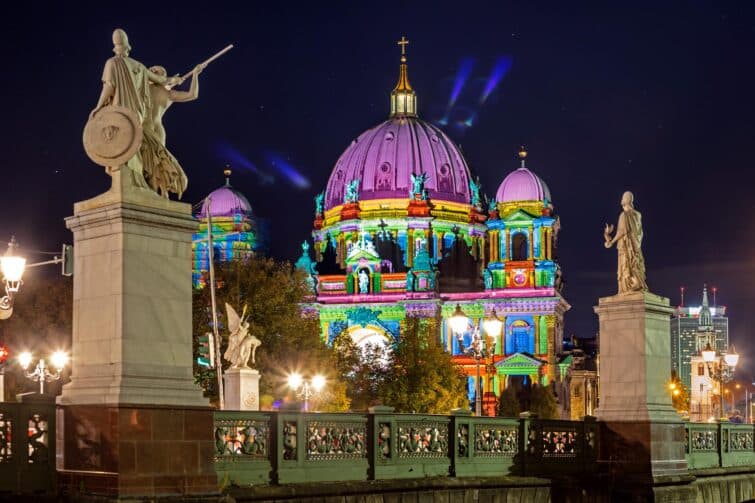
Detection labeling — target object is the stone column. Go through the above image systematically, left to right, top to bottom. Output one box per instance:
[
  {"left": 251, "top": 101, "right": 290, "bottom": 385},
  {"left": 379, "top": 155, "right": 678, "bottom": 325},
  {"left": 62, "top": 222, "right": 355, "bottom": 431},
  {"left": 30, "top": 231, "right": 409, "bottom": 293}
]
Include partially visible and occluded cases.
[
  {"left": 57, "top": 180, "right": 216, "bottom": 498},
  {"left": 594, "top": 291, "right": 688, "bottom": 482}
]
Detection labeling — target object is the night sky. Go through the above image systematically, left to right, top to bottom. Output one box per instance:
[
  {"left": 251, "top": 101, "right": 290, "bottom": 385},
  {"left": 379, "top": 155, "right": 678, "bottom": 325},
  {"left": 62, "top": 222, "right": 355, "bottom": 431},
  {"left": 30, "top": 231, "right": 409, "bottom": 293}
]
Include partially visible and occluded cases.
[{"left": 1, "top": 3, "right": 753, "bottom": 372}]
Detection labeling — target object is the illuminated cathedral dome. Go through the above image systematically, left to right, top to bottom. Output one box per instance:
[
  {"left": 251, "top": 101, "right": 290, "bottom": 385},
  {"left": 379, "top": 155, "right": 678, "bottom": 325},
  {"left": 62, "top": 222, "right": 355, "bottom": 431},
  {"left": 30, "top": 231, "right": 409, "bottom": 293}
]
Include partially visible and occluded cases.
[
  {"left": 323, "top": 40, "right": 472, "bottom": 211},
  {"left": 323, "top": 118, "right": 472, "bottom": 210},
  {"left": 495, "top": 149, "right": 551, "bottom": 203},
  {"left": 197, "top": 170, "right": 253, "bottom": 218}
]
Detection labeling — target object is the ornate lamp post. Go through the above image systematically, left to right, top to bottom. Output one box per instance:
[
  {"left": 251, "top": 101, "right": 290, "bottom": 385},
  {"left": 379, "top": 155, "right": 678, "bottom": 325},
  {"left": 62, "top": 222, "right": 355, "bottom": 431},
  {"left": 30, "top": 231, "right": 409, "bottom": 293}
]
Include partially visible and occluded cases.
[
  {"left": 0, "top": 237, "right": 26, "bottom": 319},
  {"left": 450, "top": 305, "right": 502, "bottom": 416},
  {"left": 701, "top": 343, "right": 739, "bottom": 419},
  {"left": 18, "top": 350, "right": 69, "bottom": 395},
  {"left": 287, "top": 373, "right": 326, "bottom": 412}
]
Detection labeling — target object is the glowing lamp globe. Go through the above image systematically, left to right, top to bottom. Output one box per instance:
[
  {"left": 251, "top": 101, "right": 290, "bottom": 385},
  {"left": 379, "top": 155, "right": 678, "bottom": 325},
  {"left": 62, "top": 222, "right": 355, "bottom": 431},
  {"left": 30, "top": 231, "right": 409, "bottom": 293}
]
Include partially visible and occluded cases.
[
  {"left": 0, "top": 256, "right": 25, "bottom": 284},
  {"left": 449, "top": 305, "right": 468, "bottom": 335},
  {"left": 483, "top": 310, "right": 503, "bottom": 339},
  {"left": 701, "top": 343, "right": 716, "bottom": 363},
  {"left": 724, "top": 346, "right": 739, "bottom": 368},
  {"left": 50, "top": 350, "right": 69, "bottom": 371},
  {"left": 18, "top": 351, "right": 33, "bottom": 370},
  {"left": 287, "top": 372, "right": 303, "bottom": 390},
  {"left": 312, "top": 374, "right": 326, "bottom": 391}
]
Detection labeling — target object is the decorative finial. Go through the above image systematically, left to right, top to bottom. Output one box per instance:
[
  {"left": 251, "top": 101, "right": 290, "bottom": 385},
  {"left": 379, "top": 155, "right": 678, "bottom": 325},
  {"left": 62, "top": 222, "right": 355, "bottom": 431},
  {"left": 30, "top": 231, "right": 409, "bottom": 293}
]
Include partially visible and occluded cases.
[
  {"left": 398, "top": 36, "right": 410, "bottom": 62},
  {"left": 390, "top": 37, "right": 417, "bottom": 117},
  {"left": 518, "top": 146, "right": 527, "bottom": 168},
  {"left": 224, "top": 165, "right": 232, "bottom": 186}
]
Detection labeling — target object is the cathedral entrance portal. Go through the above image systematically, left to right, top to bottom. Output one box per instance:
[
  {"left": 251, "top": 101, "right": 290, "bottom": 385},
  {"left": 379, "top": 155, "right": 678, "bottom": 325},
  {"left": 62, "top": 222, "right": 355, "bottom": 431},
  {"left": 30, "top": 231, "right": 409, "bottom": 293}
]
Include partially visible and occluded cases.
[{"left": 347, "top": 325, "right": 392, "bottom": 366}]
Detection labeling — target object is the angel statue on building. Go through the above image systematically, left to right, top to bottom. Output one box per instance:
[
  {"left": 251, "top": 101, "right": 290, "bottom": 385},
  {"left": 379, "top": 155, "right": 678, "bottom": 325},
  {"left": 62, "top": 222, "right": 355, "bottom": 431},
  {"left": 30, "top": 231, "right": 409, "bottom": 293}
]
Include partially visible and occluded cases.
[
  {"left": 603, "top": 191, "right": 648, "bottom": 294},
  {"left": 223, "top": 303, "right": 262, "bottom": 368}
]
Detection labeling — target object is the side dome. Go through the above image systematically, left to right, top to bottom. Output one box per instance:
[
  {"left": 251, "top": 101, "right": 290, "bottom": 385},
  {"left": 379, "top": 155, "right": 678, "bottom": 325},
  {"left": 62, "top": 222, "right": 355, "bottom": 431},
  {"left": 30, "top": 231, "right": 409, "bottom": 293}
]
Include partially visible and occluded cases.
[
  {"left": 324, "top": 117, "right": 471, "bottom": 210},
  {"left": 496, "top": 167, "right": 551, "bottom": 203},
  {"left": 198, "top": 181, "right": 253, "bottom": 218}
]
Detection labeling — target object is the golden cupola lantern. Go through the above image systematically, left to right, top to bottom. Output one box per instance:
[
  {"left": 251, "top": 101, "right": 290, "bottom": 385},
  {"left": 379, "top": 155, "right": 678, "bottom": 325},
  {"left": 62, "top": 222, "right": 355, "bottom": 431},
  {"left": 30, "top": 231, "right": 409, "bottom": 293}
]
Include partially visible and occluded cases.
[{"left": 390, "top": 36, "right": 417, "bottom": 117}]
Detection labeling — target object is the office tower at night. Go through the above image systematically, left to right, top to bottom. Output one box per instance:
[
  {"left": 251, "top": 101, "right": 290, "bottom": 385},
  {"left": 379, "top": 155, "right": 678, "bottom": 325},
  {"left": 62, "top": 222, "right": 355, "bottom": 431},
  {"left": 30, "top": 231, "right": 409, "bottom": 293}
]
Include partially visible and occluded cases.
[{"left": 670, "top": 285, "right": 729, "bottom": 390}]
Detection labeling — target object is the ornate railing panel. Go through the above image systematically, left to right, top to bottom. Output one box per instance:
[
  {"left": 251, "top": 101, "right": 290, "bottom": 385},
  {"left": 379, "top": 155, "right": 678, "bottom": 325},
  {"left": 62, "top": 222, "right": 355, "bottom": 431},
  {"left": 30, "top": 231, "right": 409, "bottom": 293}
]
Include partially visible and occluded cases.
[
  {"left": 0, "top": 401, "right": 56, "bottom": 493},
  {"left": 0, "top": 412, "right": 12, "bottom": 463},
  {"left": 214, "top": 416, "right": 270, "bottom": 459},
  {"left": 306, "top": 420, "right": 366, "bottom": 460},
  {"left": 397, "top": 422, "right": 449, "bottom": 458},
  {"left": 473, "top": 424, "right": 517, "bottom": 457},
  {"left": 690, "top": 429, "right": 717, "bottom": 452},
  {"left": 729, "top": 430, "right": 753, "bottom": 451}
]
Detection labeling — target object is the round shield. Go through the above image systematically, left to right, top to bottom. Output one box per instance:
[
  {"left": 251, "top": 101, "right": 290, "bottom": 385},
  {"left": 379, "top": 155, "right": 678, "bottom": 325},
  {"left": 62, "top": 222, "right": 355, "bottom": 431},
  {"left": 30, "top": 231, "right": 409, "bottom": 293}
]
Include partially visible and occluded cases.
[{"left": 82, "top": 105, "right": 143, "bottom": 167}]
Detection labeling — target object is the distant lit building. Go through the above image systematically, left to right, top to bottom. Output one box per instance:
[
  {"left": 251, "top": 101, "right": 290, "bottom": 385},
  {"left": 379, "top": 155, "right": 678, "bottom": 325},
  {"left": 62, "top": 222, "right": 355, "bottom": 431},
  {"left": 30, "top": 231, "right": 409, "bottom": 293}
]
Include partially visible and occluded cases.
[
  {"left": 192, "top": 170, "right": 268, "bottom": 287},
  {"left": 671, "top": 285, "right": 728, "bottom": 390}
]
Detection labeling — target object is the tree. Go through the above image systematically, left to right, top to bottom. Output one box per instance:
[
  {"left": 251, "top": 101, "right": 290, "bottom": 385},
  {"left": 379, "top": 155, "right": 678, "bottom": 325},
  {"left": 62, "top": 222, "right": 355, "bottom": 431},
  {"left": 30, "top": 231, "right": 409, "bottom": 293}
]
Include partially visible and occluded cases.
[
  {"left": 193, "top": 256, "right": 349, "bottom": 410},
  {"left": 379, "top": 316, "right": 467, "bottom": 414},
  {"left": 333, "top": 334, "right": 388, "bottom": 411},
  {"left": 668, "top": 370, "right": 689, "bottom": 413},
  {"left": 529, "top": 384, "right": 559, "bottom": 419},
  {"left": 497, "top": 385, "right": 521, "bottom": 417}
]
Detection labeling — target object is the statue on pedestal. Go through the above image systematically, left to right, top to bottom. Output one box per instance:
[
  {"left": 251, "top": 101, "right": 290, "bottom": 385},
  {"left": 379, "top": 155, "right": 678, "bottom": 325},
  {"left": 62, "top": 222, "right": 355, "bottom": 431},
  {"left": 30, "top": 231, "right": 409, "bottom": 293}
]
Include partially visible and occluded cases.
[
  {"left": 603, "top": 191, "right": 648, "bottom": 294},
  {"left": 223, "top": 303, "right": 262, "bottom": 369}
]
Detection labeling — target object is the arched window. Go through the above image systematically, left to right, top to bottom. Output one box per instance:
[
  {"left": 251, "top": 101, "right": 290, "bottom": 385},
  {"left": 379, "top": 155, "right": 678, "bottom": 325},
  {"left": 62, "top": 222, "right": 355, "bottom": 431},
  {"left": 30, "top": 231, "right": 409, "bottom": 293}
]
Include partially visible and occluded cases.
[
  {"left": 512, "top": 233, "right": 528, "bottom": 261},
  {"left": 697, "top": 363, "right": 705, "bottom": 376}
]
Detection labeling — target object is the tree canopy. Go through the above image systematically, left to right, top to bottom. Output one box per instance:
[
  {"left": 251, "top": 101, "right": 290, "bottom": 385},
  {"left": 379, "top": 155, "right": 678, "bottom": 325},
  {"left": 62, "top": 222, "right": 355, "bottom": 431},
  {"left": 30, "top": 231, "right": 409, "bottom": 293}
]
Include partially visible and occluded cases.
[
  {"left": 193, "top": 256, "right": 349, "bottom": 410},
  {"left": 378, "top": 316, "right": 468, "bottom": 414}
]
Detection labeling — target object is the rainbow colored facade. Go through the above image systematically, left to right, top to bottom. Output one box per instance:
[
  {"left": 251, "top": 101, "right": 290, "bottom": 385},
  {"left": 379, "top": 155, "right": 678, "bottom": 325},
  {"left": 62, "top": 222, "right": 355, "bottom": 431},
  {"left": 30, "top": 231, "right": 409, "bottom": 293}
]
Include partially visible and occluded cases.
[
  {"left": 296, "top": 46, "right": 569, "bottom": 411},
  {"left": 193, "top": 171, "right": 267, "bottom": 287}
]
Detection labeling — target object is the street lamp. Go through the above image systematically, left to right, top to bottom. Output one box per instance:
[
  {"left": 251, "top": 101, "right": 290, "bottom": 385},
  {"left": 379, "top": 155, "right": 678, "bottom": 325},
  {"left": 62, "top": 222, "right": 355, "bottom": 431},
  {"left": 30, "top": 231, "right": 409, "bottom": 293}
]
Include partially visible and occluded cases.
[
  {"left": 0, "top": 237, "right": 25, "bottom": 319},
  {"left": 450, "top": 305, "right": 501, "bottom": 417},
  {"left": 700, "top": 342, "right": 740, "bottom": 419},
  {"left": 18, "top": 350, "right": 69, "bottom": 395},
  {"left": 287, "top": 372, "right": 326, "bottom": 412}
]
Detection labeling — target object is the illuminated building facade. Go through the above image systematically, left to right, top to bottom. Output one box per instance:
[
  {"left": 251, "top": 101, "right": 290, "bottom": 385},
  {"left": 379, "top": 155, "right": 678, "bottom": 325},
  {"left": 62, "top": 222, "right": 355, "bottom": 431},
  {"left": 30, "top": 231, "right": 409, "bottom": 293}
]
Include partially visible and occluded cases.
[
  {"left": 296, "top": 42, "right": 570, "bottom": 411},
  {"left": 192, "top": 170, "right": 267, "bottom": 287},
  {"left": 670, "top": 285, "right": 729, "bottom": 390}
]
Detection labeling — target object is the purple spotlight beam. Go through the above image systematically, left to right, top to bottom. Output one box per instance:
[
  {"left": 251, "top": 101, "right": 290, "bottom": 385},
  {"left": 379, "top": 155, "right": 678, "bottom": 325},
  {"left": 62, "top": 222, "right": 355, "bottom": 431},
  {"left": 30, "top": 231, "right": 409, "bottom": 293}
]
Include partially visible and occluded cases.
[
  {"left": 480, "top": 55, "right": 513, "bottom": 105},
  {"left": 264, "top": 152, "right": 311, "bottom": 190}
]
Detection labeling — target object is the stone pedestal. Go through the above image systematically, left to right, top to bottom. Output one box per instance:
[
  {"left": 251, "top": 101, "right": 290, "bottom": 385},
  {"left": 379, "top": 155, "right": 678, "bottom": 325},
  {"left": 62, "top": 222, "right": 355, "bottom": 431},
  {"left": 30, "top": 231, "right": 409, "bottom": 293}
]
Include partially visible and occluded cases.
[
  {"left": 57, "top": 179, "right": 215, "bottom": 497},
  {"left": 594, "top": 291, "right": 688, "bottom": 481},
  {"left": 223, "top": 367, "right": 261, "bottom": 411}
]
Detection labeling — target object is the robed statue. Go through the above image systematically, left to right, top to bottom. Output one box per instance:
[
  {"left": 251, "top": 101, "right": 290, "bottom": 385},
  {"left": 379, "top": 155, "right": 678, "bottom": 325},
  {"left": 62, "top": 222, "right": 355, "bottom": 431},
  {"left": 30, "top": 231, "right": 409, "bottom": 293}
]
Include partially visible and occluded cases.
[
  {"left": 85, "top": 29, "right": 232, "bottom": 199},
  {"left": 603, "top": 191, "right": 648, "bottom": 294},
  {"left": 223, "top": 303, "right": 262, "bottom": 369}
]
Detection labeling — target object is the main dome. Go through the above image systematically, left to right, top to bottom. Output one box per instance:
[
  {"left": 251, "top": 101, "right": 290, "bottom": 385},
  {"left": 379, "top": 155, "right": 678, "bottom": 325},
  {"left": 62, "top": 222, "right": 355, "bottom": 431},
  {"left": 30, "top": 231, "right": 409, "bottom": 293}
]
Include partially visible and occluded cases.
[
  {"left": 324, "top": 117, "right": 472, "bottom": 210},
  {"left": 496, "top": 167, "right": 551, "bottom": 203}
]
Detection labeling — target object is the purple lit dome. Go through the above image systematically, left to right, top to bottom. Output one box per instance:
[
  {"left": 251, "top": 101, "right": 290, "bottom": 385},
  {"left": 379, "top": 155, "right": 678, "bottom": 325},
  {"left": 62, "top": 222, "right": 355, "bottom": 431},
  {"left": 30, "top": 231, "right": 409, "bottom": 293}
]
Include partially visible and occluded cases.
[
  {"left": 323, "top": 117, "right": 472, "bottom": 210},
  {"left": 496, "top": 166, "right": 551, "bottom": 203},
  {"left": 198, "top": 172, "right": 253, "bottom": 218}
]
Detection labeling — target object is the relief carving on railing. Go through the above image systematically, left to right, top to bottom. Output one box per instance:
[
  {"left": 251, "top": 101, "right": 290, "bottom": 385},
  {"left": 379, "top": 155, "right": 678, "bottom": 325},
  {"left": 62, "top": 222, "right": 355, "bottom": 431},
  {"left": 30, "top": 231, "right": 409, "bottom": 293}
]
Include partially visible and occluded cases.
[
  {"left": 0, "top": 413, "right": 11, "bottom": 462},
  {"left": 28, "top": 414, "right": 49, "bottom": 464},
  {"left": 214, "top": 419, "right": 269, "bottom": 459},
  {"left": 283, "top": 421, "right": 298, "bottom": 460},
  {"left": 306, "top": 421, "right": 366, "bottom": 460},
  {"left": 378, "top": 422, "right": 391, "bottom": 460},
  {"left": 397, "top": 422, "right": 448, "bottom": 458},
  {"left": 457, "top": 424, "right": 469, "bottom": 458},
  {"left": 474, "top": 425, "right": 518, "bottom": 457},
  {"left": 541, "top": 429, "right": 578, "bottom": 458},
  {"left": 691, "top": 430, "right": 717, "bottom": 451},
  {"left": 729, "top": 431, "right": 753, "bottom": 451}
]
